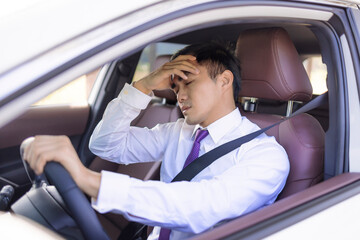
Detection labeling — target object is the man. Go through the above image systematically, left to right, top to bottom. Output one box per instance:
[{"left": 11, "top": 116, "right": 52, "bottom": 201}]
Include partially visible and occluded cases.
[{"left": 24, "top": 42, "right": 289, "bottom": 240}]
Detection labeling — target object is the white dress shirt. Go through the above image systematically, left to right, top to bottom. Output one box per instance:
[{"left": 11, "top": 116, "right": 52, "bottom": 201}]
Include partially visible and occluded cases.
[{"left": 89, "top": 83, "right": 289, "bottom": 240}]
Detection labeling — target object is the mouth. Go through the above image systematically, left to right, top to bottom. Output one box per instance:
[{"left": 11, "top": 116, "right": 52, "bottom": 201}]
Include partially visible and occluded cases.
[{"left": 181, "top": 106, "right": 191, "bottom": 114}]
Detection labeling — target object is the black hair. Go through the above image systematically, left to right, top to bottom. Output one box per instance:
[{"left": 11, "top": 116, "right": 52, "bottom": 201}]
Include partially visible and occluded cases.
[{"left": 171, "top": 42, "right": 241, "bottom": 103}]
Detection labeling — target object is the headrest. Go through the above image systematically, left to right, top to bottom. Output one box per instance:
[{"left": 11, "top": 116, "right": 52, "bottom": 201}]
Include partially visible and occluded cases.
[
  {"left": 236, "top": 28, "right": 312, "bottom": 102},
  {"left": 151, "top": 54, "right": 177, "bottom": 103}
]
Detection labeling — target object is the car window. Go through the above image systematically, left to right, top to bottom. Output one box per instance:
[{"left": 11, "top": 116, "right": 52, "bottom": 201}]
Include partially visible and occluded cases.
[
  {"left": 132, "top": 42, "right": 187, "bottom": 82},
  {"left": 134, "top": 45, "right": 328, "bottom": 97},
  {"left": 303, "top": 55, "right": 328, "bottom": 95},
  {"left": 32, "top": 68, "right": 100, "bottom": 106}
]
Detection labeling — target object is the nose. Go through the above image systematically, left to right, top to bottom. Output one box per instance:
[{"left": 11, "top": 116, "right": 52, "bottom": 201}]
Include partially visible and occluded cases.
[{"left": 177, "top": 86, "right": 187, "bottom": 103}]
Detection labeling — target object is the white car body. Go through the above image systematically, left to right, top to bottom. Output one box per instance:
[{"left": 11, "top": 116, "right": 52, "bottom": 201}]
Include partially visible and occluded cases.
[{"left": 1, "top": 0, "right": 360, "bottom": 239}]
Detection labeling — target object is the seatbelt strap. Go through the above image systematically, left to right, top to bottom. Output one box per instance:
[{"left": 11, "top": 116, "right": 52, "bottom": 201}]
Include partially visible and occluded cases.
[{"left": 172, "top": 92, "right": 328, "bottom": 182}]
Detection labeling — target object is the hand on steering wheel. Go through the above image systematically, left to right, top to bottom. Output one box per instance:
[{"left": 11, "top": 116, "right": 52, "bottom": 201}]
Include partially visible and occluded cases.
[{"left": 20, "top": 137, "right": 109, "bottom": 240}]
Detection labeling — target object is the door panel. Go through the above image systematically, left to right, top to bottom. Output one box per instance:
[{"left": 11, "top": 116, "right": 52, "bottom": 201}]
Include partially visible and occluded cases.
[
  {"left": 0, "top": 105, "right": 90, "bottom": 203},
  {"left": 0, "top": 105, "right": 89, "bottom": 148}
]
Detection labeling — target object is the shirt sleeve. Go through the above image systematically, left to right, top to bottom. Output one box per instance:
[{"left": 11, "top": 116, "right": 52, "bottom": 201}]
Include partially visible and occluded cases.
[
  {"left": 89, "top": 83, "right": 169, "bottom": 164},
  {"left": 92, "top": 139, "right": 289, "bottom": 234}
]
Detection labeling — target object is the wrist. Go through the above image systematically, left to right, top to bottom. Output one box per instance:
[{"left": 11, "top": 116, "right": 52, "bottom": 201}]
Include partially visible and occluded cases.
[
  {"left": 133, "top": 80, "right": 152, "bottom": 95},
  {"left": 72, "top": 165, "right": 87, "bottom": 189},
  {"left": 74, "top": 166, "right": 101, "bottom": 198}
]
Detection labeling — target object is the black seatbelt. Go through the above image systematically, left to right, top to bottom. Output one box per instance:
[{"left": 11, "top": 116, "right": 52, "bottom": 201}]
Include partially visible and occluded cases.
[{"left": 172, "top": 92, "right": 328, "bottom": 182}]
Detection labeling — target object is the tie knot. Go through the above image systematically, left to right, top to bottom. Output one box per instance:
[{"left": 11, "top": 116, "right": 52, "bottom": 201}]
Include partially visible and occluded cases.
[{"left": 195, "top": 129, "right": 209, "bottom": 143}]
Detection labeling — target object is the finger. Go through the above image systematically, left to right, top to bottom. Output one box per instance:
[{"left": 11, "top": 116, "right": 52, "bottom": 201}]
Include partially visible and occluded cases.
[
  {"left": 169, "top": 55, "right": 199, "bottom": 73},
  {"left": 171, "top": 55, "right": 196, "bottom": 62},
  {"left": 165, "top": 58, "right": 198, "bottom": 69},
  {"left": 164, "top": 61, "right": 199, "bottom": 75},
  {"left": 163, "top": 64, "right": 200, "bottom": 78},
  {"left": 170, "top": 69, "right": 191, "bottom": 80},
  {"left": 23, "top": 135, "right": 79, "bottom": 176},
  {"left": 36, "top": 135, "right": 79, "bottom": 168},
  {"left": 25, "top": 136, "right": 56, "bottom": 174},
  {"left": 21, "top": 137, "right": 34, "bottom": 160},
  {"left": 24, "top": 140, "right": 39, "bottom": 167},
  {"left": 23, "top": 141, "right": 32, "bottom": 162},
  {"left": 29, "top": 142, "right": 46, "bottom": 175},
  {"left": 27, "top": 145, "right": 40, "bottom": 174},
  {"left": 34, "top": 150, "right": 48, "bottom": 175}
]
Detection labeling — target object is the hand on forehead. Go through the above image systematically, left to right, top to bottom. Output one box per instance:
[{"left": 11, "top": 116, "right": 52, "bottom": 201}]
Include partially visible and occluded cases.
[{"left": 170, "top": 55, "right": 199, "bottom": 82}]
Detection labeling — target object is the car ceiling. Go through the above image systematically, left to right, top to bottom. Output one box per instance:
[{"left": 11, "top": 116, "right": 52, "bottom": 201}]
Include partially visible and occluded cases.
[{"left": 167, "top": 22, "right": 320, "bottom": 55}]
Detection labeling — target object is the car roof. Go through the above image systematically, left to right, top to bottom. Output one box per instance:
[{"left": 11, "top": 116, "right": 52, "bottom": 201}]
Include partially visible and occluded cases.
[
  {"left": 0, "top": 0, "right": 163, "bottom": 75},
  {"left": 1, "top": 0, "right": 358, "bottom": 77},
  {"left": 297, "top": 0, "right": 360, "bottom": 7},
  {"left": 316, "top": 0, "right": 360, "bottom": 6}
]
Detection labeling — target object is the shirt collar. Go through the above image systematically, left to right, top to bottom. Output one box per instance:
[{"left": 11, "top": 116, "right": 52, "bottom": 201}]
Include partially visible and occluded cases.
[{"left": 191, "top": 108, "right": 242, "bottom": 144}]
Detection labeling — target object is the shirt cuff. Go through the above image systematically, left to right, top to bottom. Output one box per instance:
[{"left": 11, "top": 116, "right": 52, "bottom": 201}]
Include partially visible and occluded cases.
[
  {"left": 119, "top": 83, "right": 153, "bottom": 110},
  {"left": 92, "top": 170, "right": 131, "bottom": 214}
]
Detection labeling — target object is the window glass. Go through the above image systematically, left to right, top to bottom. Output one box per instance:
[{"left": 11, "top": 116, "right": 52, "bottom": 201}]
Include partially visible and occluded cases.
[
  {"left": 132, "top": 42, "right": 187, "bottom": 82},
  {"left": 303, "top": 56, "right": 328, "bottom": 95},
  {"left": 32, "top": 68, "right": 100, "bottom": 106}
]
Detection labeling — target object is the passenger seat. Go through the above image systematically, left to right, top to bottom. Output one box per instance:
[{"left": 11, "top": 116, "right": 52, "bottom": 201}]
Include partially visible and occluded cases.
[
  {"left": 236, "top": 28, "right": 325, "bottom": 200},
  {"left": 131, "top": 55, "right": 181, "bottom": 128}
]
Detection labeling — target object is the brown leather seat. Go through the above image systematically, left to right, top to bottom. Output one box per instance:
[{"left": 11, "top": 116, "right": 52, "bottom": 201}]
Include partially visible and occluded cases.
[
  {"left": 236, "top": 28, "right": 325, "bottom": 199},
  {"left": 89, "top": 55, "right": 182, "bottom": 238},
  {"left": 131, "top": 55, "right": 181, "bottom": 127}
]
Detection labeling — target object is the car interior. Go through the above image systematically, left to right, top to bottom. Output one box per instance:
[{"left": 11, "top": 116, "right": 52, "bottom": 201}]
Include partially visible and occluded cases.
[{"left": 0, "top": 9, "right": 357, "bottom": 239}]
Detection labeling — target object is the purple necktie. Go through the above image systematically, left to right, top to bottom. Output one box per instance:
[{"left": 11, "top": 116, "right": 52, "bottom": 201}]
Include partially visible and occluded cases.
[
  {"left": 159, "top": 129, "right": 209, "bottom": 240},
  {"left": 183, "top": 129, "right": 209, "bottom": 168}
]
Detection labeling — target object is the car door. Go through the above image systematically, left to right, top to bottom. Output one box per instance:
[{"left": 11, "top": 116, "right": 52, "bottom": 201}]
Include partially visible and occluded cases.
[{"left": 0, "top": 69, "right": 99, "bottom": 203}]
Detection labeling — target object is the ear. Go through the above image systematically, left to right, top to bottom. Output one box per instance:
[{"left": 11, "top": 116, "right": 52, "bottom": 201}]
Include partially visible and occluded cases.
[{"left": 218, "top": 70, "right": 234, "bottom": 91}]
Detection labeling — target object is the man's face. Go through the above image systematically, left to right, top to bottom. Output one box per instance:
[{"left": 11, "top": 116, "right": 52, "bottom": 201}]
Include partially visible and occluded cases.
[{"left": 172, "top": 61, "right": 224, "bottom": 127}]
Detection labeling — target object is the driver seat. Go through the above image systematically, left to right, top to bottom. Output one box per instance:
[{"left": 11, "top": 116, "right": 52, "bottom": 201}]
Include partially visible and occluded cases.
[{"left": 236, "top": 28, "right": 325, "bottom": 199}]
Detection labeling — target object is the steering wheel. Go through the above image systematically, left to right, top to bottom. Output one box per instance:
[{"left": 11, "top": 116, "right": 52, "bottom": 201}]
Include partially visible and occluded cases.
[{"left": 21, "top": 138, "right": 109, "bottom": 240}]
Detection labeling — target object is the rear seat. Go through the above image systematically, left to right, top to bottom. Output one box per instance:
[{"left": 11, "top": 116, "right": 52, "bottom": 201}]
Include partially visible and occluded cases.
[{"left": 89, "top": 55, "right": 182, "bottom": 239}]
